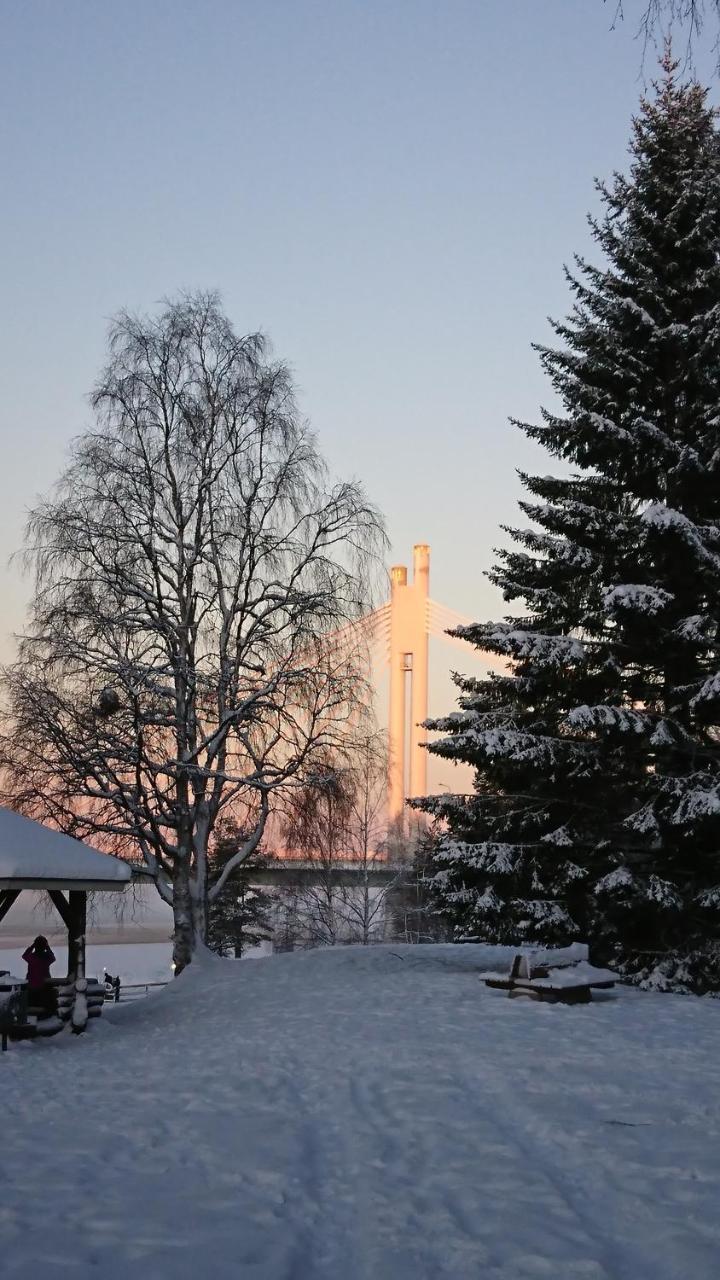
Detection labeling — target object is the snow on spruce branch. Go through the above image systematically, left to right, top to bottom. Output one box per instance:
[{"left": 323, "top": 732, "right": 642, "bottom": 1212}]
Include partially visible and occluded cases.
[
  {"left": 602, "top": 584, "right": 673, "bottom": 615},
  {"left": 452, "top": 624, "right": 587, "bottom": 666}
]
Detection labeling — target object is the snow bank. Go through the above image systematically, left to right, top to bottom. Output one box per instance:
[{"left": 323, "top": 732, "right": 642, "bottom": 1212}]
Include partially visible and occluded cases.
[{"left": 2, "top": 943, "right": 720, "bottom": 1279}]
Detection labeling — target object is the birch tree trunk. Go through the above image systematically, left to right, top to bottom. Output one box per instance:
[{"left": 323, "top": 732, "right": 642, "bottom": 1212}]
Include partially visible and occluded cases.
[{"left": 172, "top": 859, "right": 195, "bottom": 973}]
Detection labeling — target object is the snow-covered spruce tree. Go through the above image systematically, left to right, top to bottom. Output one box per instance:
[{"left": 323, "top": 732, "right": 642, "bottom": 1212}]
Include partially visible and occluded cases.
[
  {"left": 414, "top": 54, "right": 720, "bottom": 992},
  {"left": 207, "top": 825, "right": 275, "bottom": 959}
]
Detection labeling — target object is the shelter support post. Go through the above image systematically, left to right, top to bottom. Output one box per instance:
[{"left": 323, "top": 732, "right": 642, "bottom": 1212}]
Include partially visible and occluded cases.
[
  {"left": 47, "top": 888, "right": 87, "bottom": 979},
  {"left": 0, "top": 889, "right": 21, "bottom": 926},
  {"left": 47, "top": 889, "right": 73, "bottom": 930},
  {"left": 68, "top": 891, "right": 87, "bottom": 981}
]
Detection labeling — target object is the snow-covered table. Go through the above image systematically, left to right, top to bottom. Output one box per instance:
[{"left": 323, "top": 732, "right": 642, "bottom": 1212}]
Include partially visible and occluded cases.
[
  {"left": 484, "top": 949, "right": 617, "bottom": 1003},
  {"left": 0, "top": 972, "right": 25, "bottom": 987},
  {"left": 0, "top": 974, "right": 30, "bottom": 1050}
]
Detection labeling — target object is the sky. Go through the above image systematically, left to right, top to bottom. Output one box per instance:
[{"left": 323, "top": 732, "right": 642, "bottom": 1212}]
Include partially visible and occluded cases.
[{"left": 1, "top": 0, "right": 718, "bottom": 745}]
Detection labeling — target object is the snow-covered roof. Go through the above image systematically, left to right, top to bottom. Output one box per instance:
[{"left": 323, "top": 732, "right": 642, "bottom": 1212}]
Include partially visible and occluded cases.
[{"left": 0, "top": 806, "right": 133, "bottom": 890}]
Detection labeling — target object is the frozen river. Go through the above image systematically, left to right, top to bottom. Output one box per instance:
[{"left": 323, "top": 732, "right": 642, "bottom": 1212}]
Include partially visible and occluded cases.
[{"left": 0, "top": 939, "right": 173, "bottom": 985}]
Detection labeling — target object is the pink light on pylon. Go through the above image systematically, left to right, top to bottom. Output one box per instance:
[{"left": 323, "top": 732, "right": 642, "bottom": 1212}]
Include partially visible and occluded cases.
[
  {"left": 344, "top": 544, "right": 503, "bottom": 835},
  {"left": 387, "top": 544, "right": 430, "bottom": 831}
]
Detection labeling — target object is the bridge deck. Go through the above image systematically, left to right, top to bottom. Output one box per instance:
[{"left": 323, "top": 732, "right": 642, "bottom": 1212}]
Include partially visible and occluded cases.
[{"left": 251, "top": 862, "right": 406, "bottom": 887}]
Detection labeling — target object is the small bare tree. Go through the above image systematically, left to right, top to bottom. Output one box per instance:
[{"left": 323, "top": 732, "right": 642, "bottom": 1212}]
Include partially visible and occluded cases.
[
  {"left": 0, "top": 293, "right": 384, "bottom": 970},
  {"left": 283, "top": 730, "right": 406, "bottom": 946},
  {"left": 334, "top": 732, "right": 400, "bottom": 945},
  {"left": 282, "top": 755, "right": 352, "bottom": 947}
]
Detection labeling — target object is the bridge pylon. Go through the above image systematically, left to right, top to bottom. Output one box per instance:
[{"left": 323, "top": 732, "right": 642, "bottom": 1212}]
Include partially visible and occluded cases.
[{"left": 388, "top": 543, "right": 430, "bottom": 833}]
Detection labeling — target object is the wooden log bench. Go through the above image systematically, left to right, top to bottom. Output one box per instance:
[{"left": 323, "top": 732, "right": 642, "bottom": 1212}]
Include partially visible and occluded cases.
[
  {"left": 1, "top": 972, "right": 107, "bottom": 1047},
  {"left": 53, "top": 977, "right": 107, "bottom": 1023}
]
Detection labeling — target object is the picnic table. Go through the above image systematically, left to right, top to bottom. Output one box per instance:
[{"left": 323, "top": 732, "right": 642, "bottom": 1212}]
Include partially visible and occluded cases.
[{"left": 484, "top": 947, "right": 617, "bottom": 1004}]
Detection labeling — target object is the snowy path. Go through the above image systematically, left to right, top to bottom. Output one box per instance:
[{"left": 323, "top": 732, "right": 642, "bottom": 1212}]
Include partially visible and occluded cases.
[{"left": 2, "top": 945, "right": 720, "bottom": 1279}]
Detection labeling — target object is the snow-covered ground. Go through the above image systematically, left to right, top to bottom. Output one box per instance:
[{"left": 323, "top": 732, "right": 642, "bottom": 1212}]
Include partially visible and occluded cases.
[{"left": 2, "top": 944, "right": 720, "bottom": 1279}]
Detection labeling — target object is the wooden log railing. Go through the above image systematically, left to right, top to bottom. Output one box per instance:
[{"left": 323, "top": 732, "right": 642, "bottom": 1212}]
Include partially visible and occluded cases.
[{"left": 107, "top": 980, "right": 168, "bottom": 1002}]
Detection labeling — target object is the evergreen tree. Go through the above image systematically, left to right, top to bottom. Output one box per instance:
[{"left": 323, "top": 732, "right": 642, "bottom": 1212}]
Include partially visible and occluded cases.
[
  {"left": 415, "top": 52, "right": 720, "bottom": 992},
  {"left": 207, "top": 827, "right": 276, "bottom": 958},
  {"left": 387, "top": 831, "right": 452, "bottom": 944}
]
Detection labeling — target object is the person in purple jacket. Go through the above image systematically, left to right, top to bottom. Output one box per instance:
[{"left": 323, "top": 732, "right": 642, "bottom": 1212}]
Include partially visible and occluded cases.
[{"left": 22, "top": 936, "right": 57, "bottom": 1015}]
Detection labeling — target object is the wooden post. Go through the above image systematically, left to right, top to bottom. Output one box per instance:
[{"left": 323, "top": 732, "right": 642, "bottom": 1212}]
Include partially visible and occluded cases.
[
  {"left": 0, "top": 889, "right": 21, "bottom": 926},
  {"left": 47, "top": 889, "right": 72, "bottom": 929},
  {"left": 47, "top": 890, "right": 74, "bottom": 978},
  {"left": 67, "top": 890, "right": 87, "bottom": 981}
]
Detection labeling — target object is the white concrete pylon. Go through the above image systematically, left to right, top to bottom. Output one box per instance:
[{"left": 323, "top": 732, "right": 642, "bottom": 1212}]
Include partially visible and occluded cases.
[{"left": 387, "top": 544, "right": 430, "bottom": 832}]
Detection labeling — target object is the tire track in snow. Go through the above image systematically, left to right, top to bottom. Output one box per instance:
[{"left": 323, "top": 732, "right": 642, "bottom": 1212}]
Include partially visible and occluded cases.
[{"left": 443, "top": 1000, "right": 719, "bottom": 1280}]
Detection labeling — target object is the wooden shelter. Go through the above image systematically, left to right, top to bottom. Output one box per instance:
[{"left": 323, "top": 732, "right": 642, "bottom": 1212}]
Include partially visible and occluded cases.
[{"left": 0, "top": 805, "right": 132, "bottom": 979}]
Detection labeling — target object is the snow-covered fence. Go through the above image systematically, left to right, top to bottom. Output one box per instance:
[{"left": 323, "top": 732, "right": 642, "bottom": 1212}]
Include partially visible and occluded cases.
[{"left": 109, "top": 981, "right": 168, "bottom": 1004}]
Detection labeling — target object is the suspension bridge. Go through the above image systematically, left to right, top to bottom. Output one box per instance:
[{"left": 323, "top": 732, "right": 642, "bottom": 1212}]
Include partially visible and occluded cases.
[{"left": 255, "top": 543, "right": 496, "bottom": 887}]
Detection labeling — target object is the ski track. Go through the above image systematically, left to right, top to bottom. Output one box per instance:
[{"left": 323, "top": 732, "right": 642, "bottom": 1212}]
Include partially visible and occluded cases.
[{"left": 2, "top": 944, "right": 720, "bottom": 1279}]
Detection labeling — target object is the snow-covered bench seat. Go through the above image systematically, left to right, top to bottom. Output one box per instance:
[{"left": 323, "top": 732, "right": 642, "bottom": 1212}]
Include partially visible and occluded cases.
[{"left": 484, "top": 947, "right": 617, "bottom": 1004}]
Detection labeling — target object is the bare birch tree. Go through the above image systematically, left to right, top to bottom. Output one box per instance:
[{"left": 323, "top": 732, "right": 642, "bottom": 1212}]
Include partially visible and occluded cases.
[
  {"left": 608, "top": 1, "right": 720, "bottom": 61},
  {"left": 0, "top": 292, "right": 384, "bottom": 970}
]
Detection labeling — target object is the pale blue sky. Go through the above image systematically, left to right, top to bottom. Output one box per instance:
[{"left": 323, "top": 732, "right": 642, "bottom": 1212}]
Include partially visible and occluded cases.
[{"left": 1, "top": 2, "right": 716, "bottom": 726}]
